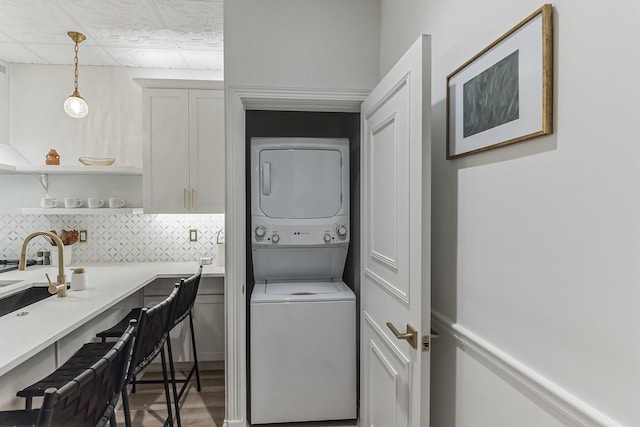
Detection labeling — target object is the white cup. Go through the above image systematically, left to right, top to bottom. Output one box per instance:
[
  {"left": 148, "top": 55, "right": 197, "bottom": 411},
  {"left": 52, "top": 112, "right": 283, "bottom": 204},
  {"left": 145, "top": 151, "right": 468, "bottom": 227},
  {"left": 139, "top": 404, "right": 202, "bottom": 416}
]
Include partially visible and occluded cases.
[
  {"left": 40, "top": 197, "right": 57, "bottom": 208},
  {"left": 108, "top": 197, "right": 125, "bottom": 208},
  {"left": 64, "top": 198, "right": 82, "bottom": 208},
  {"left": 87, "top": 198, "right": 104, "bottom": 208},
  {"left": 71, "top": 268, "right": 87, "bottom": 291}
]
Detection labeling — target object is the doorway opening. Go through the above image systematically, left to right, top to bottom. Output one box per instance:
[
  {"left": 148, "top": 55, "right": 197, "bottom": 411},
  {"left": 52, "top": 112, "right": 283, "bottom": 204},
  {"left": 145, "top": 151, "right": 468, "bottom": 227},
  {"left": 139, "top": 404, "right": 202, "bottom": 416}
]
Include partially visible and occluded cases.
[{"left": 224, "top": 86, "right": 368, "bottom": 426}]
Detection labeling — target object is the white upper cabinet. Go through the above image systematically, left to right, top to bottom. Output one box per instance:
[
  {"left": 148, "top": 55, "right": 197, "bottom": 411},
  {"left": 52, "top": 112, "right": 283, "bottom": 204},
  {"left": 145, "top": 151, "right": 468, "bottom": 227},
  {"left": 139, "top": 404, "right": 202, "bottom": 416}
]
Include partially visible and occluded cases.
[{"left": 143, "top": 87, "right": 225, "bottom": 213}]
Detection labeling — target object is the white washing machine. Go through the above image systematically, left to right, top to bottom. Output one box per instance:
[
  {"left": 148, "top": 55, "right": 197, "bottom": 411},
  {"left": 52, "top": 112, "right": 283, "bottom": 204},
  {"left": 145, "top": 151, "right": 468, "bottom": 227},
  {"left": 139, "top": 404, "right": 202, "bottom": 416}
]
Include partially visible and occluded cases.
[
  {"left": 250, "top": 137, "right": 357, "bottom": 424},
  {"left": 250, "top": 281, "right": 356, "bottom": 424}
]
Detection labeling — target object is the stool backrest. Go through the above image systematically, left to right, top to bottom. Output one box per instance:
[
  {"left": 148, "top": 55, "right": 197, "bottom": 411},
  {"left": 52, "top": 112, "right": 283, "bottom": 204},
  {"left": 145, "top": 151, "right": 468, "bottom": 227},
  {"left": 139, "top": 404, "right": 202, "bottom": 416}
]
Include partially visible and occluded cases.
[
  {"left": 172, "top": 267, "right": 203, "bottom": 327},
  {"left": 128, "top": 285, "right": 179, "bottom": 377},
  {"left": 36, "top": 321, "right": 136, "bottom": 427}
]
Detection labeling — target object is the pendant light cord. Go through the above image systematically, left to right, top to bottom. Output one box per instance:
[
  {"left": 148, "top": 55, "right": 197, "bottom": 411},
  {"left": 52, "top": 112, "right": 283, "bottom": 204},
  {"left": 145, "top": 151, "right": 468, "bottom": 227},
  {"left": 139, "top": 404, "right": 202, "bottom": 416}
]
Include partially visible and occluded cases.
[
  {"left": 63, "top": 31, "right": 88, "bottom": 118},
  {"left": 73, "top": 41, "right": 79, "bottom": 93}
]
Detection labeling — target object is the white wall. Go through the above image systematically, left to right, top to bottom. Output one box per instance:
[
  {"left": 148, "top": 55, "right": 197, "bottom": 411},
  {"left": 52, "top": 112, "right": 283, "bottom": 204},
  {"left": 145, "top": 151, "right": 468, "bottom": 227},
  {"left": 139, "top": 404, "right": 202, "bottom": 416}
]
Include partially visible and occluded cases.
[
  {"left": 224, "top": 0, "right": 380, "bottom": 90},
  {"left": 380, "top": 1, "right": 640, "bottom": 426},
  {"left": 0, "top": 60, "right": 8, "bottom": 145},
  {"left": 2, "top": 64, "right": 225, "bottom": 268},
  {"left": 8, "top": 64, "right": 221, "bottom": 167}
]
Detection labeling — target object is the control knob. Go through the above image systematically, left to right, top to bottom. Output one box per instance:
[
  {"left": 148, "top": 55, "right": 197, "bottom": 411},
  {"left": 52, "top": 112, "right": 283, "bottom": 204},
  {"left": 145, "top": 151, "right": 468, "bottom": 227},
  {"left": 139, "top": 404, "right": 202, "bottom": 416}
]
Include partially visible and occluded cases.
[
  {"left": 255, "top": 225, "right": 266, "bottom": 238},
  {"left": 336, "top": 225, "right": 348, "bottom": 237},
  {"left": 272, "top": 233, "right": 280, "bottom": 243},
  {"left": 323, "top": 233, "right": 332, "bottom": 243}
]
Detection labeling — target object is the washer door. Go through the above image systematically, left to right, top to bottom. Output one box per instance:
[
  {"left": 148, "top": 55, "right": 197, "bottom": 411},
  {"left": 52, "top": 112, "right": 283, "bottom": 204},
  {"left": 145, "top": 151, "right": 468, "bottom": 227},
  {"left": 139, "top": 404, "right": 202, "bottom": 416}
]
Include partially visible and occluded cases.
[
  {"left": 252, "top": 281, "right": 355, "bottom": 303},
  {"left": 266, "top": 281, "right": 340, "bottom": 295}
]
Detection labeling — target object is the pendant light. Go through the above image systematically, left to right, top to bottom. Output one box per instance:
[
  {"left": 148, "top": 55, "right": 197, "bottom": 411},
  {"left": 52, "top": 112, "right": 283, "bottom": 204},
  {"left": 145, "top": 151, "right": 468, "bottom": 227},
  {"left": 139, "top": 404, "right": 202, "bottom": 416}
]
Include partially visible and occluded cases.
[{"left": 63, "top": 31, "right": 88, "bottom": 118}]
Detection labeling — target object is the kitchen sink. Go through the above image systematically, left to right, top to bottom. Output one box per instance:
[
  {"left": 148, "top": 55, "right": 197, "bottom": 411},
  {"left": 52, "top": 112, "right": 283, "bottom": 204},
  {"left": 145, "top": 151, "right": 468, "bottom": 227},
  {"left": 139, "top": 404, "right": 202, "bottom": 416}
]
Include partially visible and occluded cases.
[
  {"left": 0, "top": 280, "right": 21, "bottom": 287},
  {"left": 0, "top": 285, "right": 54, "bottom": 317}
]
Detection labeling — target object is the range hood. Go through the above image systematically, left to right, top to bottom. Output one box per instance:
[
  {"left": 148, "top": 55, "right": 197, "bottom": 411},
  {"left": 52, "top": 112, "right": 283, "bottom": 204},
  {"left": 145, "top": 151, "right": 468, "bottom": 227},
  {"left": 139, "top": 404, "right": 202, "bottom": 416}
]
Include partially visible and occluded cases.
[{"left": 0, "top": 144, "right": 31, "bottom": 167}]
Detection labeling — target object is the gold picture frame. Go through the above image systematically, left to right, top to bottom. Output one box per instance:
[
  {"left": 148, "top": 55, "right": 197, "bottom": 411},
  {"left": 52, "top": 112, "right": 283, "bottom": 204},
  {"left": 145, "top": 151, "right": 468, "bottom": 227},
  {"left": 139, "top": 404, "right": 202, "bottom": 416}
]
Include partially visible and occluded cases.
[{"left": 446, "top": 4, "right": 553, "bottom": 159}]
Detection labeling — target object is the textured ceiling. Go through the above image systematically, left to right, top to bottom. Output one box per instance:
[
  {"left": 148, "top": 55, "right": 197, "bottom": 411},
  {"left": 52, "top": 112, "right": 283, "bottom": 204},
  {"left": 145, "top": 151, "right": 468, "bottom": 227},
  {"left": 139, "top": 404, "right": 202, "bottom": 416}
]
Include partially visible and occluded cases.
[{"left": 0, "top": 0, "right": 223, "bottom": 70}]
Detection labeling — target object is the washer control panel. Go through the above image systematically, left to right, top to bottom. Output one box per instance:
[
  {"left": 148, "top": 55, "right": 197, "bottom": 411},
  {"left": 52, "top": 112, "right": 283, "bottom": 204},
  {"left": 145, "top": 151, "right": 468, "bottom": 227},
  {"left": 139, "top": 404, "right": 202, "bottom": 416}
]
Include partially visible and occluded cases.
[{"left": 252, "top": 222, "right": 349, "bottom": 246}]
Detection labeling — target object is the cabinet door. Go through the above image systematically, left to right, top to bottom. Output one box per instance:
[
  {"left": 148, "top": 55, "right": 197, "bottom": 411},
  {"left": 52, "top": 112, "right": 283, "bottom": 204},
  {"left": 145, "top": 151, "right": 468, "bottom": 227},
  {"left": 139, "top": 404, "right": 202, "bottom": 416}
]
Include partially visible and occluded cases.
[
  {"left": 143, "top": 89, "right": 190, "bottom": 213},
  {"left": 189, "top": 89, "right": 225, "bottom": 213},
  {"left": 144, "top": 277, "right": 224, "bottom": 363},
  {"left": 192, "top": 294, "right": 225, "bottom": 361},
  {"left": 146, "top": 295, "right": 225, "bottom": 362}
]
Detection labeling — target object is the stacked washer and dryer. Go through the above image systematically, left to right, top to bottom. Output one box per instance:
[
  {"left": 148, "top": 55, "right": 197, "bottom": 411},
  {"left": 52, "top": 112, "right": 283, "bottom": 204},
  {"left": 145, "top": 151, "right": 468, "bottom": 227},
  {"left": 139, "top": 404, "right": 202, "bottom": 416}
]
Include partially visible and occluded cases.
[{"left": 250, "top": 137, "right": 357, "bottom": 424}]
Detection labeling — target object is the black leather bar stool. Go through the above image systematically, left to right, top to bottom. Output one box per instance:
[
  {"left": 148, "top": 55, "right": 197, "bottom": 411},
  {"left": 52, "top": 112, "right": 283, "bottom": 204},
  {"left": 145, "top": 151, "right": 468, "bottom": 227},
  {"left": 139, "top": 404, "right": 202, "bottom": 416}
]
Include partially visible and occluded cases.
[
  {"left": 96, "top": 267, "right": 203, "bottom": 426},
  {"left": 120, "top": 285, "right": 179, "bottom": 427},
  {"left": 17, "top": 286, "right": 179, "bottom": 427},
  {"left": 0, "top": 320, "right": 135, "bottom": 427},
  {"left": 17, "top": 342, "right": 118, "bottom": 410}
]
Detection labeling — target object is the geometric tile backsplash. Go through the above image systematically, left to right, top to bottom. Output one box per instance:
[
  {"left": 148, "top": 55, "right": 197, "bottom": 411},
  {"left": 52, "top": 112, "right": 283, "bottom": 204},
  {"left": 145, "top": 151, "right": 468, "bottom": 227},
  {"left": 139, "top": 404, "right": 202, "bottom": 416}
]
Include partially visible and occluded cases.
[{"left": 0, "top": 213, "right": 225, "bottom": 263}]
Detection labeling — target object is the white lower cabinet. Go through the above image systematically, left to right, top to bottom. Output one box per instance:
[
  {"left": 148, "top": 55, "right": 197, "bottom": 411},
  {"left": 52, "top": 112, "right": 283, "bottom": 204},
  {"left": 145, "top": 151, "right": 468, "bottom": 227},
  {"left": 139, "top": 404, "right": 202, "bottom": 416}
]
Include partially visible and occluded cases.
[
  {"left": 143, "top": 276, "right": 224, "bottom": 362},
  {"left": 191, "top": 294, "right": 225, "bottom": 361}
]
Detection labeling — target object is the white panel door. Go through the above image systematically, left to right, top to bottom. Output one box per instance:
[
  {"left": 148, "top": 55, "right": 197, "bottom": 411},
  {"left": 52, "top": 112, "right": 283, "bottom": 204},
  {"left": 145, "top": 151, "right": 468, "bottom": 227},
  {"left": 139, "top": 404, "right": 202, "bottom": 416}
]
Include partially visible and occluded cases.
[{"left": 361, "top": 35, "right": 431, "bottom": 427}]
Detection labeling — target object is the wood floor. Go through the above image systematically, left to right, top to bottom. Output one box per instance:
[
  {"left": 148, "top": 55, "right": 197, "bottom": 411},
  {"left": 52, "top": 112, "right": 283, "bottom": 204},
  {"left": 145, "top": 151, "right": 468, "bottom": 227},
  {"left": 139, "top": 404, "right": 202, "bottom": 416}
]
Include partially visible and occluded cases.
[
  {"left": 115, "top": 369, "right": 358, "bottom": 427},
  {"left": 115, "top": 369, "right": 225, "bottom": 427}
]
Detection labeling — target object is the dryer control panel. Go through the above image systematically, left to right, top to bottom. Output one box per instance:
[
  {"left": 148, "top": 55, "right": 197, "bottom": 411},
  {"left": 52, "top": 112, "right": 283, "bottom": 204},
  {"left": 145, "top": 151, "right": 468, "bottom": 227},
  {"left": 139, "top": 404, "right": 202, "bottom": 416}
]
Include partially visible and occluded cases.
[{"left": 252, "top": 221, "right": 349, "bottom": 246}]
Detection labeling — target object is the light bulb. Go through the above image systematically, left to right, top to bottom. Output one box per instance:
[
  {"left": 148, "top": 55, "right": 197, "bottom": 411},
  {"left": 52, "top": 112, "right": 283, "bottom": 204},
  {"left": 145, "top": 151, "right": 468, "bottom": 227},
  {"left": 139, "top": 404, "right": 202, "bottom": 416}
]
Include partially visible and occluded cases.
[{"left": 64, "top": 94, "right": 88, "bottom": 118}]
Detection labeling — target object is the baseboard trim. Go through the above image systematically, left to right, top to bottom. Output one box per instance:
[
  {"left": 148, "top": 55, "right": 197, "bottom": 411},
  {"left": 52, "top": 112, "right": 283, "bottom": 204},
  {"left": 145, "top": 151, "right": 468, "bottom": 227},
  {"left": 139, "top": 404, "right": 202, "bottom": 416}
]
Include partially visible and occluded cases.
[{"left": 431, "top": 310, "right": 622, "bottom": 427}]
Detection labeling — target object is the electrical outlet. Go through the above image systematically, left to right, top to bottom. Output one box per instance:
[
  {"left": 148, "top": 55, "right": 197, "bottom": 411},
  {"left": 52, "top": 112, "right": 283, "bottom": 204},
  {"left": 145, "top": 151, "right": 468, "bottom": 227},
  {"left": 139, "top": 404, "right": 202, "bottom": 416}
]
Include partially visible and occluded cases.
[
  {"left": 189, "top": 229, "right": 198, "bottom": 242},
  {"left": 79, "top": 230, "right": 88, "bottom": 242}
]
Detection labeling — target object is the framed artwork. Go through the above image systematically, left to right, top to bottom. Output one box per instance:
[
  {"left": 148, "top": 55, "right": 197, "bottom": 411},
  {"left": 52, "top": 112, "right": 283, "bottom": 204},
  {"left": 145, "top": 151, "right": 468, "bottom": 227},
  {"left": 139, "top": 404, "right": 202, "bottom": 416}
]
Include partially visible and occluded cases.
[{"left": 446, "top": 4, "right": 553, "bottom": 159}]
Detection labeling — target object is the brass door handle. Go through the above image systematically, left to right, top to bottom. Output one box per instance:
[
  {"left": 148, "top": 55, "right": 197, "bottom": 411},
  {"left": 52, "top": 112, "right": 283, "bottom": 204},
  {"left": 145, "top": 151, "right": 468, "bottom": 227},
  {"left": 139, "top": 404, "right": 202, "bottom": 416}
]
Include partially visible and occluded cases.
[{"left": 386, "top": 322, "right": 418, "bottom": 349}]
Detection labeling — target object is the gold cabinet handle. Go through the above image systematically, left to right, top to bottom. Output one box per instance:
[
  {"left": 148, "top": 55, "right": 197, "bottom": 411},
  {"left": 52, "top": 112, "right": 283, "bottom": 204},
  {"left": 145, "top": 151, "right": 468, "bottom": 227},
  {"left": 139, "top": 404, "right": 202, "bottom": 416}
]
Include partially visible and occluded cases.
[
  {"left": 184, "top": 188, "right": 188, "bottom": 209},
  {"left": 191, "top": 188, "right": 196, "bottom": 209},
  {"left": 386, "top": 322, "right": 418, "bottom": 349}
]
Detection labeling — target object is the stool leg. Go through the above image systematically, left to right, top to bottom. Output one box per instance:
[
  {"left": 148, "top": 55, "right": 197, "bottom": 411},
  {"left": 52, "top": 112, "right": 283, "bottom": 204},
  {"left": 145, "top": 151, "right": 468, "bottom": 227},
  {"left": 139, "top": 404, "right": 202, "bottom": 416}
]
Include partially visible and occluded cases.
[
  {"left": 188, "top": 312, "right": 202, "bottom": 391},
  {"left": 166, "top": 340, "right": 182, "bottom": 427},
  {"left": 160, "top": 347, "right": 175, "bottom": 427},
  {"left": 122, "top": 386, "right": 132, "bottom": 427},
  {"left": 25, "top": 397, "right": 33, "bottom": 410}
]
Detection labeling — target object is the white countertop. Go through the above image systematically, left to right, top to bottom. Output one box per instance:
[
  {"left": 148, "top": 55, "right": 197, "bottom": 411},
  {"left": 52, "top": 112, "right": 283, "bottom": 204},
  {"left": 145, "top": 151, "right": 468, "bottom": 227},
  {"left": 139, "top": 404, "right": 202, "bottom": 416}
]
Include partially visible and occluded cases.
[{"left": 0, "top": 262, "right": 225, "bottom": 377}]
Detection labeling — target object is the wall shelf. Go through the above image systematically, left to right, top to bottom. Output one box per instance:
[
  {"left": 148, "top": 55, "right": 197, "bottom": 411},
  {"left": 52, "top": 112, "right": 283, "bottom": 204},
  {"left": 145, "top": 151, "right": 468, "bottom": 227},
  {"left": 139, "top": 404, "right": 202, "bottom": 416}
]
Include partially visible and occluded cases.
[
  {"left": 0, "top": 164, "right": 142, "bottom": 193},
  {"left": 0, "top": 164, "right": 142, "bottom": 175},
  {"left": 12, "top": 165, "right": 142, "bottom": 175},
  {"left": 20, "top": 208, "right": 144, "bottom": 215}
]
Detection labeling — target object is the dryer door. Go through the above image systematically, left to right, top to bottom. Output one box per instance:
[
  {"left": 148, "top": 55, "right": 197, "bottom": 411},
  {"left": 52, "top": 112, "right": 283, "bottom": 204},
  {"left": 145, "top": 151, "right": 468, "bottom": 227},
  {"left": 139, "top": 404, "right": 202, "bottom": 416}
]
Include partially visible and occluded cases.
[{"left": 258, "top": 148, "right": 343, "bottom": 218}]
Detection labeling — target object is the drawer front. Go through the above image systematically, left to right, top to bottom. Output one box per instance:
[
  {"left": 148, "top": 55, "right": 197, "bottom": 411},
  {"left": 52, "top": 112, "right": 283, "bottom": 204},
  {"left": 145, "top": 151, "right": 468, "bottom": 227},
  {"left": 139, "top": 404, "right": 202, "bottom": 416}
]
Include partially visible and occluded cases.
[{"left": 144, "top": 276, "right": 224, "bottom": 296}]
